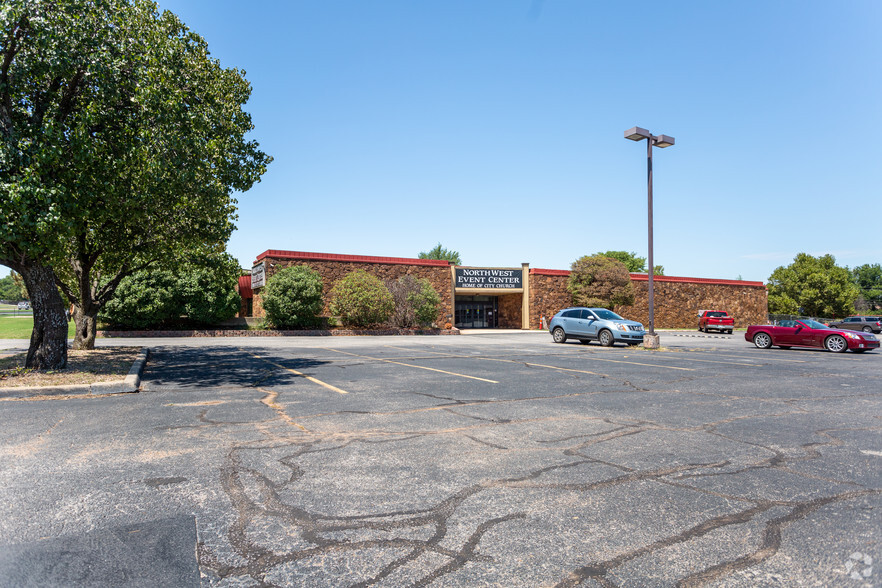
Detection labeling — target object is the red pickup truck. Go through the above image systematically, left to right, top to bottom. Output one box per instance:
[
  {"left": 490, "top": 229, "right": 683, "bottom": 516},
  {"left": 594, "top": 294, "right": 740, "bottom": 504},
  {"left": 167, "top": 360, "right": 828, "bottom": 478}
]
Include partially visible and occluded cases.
[{"left": 698, "top": 310, "right": 734, "bottom": 334}]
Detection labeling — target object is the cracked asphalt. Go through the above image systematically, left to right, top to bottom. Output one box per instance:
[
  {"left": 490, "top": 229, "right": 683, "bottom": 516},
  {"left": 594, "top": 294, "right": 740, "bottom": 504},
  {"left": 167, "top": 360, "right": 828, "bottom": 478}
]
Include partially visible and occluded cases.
[{"left": 0, "top": 331, "right": 879, "bottom": 587}]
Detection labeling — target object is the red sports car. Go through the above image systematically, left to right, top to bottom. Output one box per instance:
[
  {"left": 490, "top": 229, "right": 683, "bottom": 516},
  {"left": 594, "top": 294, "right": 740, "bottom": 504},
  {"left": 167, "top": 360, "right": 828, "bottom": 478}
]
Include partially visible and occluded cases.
[{"left": 745, "top": 319, "right": 880, "bottom": 353}]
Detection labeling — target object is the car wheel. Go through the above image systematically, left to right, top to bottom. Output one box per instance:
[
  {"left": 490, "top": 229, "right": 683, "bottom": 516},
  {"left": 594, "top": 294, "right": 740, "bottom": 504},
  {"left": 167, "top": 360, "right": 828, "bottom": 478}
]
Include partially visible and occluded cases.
[
  {"left": 697, "top": 324, "right": 703, "bottom": 332},
  {"left": 863, "top": 326, "right": 873, "bottom": 333},
  {"left": 552, "top": 327, "right": 567, "bottom": 344},
  {"left": 598, "top": 329, "right": 614, "bottom": 347},
  {"left": 727, "top": 330, "right": 733, "bottom": 335},
  {"left": 753, "top": 332, "right": 772, "bottom": 349},
  {"left": 824, "top": 335, "right": 847, "bottom": 353}
]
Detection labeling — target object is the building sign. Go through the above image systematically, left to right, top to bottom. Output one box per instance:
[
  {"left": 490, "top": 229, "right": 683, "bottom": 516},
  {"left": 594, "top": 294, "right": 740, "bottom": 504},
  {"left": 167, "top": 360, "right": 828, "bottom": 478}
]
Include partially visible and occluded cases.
[
  {"left": 251, "top": 262, "right": 266, "bottom": 289},
  {"left": 455, "top": 267, "right": 522, "bottom": 290}
]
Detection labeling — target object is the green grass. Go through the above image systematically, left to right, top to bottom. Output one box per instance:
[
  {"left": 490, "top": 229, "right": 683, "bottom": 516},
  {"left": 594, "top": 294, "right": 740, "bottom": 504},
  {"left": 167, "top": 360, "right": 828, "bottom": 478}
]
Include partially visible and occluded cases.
[{"left": 0, "top": 315, "right": 76, "bottom": 339}]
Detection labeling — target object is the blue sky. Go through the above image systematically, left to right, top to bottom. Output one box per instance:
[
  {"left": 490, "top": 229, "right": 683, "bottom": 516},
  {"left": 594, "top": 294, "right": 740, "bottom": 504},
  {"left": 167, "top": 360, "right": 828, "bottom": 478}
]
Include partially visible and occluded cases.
[{"left": 156, "top": 0, "right": 881, "bottom": 282}]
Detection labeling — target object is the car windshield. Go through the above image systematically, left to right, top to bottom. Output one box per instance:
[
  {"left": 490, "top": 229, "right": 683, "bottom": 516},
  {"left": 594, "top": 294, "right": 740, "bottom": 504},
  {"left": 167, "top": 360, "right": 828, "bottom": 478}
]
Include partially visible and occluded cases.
[
  {"left": 593, "top": 309, "right": 623, "bottom": 320},
  {"left": 800, "top": 320, "right": 829, "bottom": 329}
]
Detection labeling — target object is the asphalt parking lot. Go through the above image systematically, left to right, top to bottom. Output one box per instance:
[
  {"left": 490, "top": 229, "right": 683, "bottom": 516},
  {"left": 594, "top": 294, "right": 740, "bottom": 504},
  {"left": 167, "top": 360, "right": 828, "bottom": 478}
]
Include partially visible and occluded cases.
[{"left": 0, "top": 331, "right": 879, "bottom": 587}]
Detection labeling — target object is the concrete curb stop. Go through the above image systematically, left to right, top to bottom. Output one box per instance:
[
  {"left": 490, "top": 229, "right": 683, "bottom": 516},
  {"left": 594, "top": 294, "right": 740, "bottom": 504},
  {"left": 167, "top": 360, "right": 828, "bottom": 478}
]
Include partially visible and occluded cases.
[{"left": 0, "top": 347, "right": 149, "bottom": 399}]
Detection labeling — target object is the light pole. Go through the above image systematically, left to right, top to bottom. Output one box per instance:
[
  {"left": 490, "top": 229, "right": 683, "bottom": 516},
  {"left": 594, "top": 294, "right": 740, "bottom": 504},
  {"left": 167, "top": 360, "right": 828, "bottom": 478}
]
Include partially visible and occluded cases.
[{"left": 624, "top": 126, "right": 674, "bottom": 349}]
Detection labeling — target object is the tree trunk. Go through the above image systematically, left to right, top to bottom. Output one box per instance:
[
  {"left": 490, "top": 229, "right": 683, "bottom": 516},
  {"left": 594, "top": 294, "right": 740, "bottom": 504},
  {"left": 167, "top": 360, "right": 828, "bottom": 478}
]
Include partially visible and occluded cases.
[
  {"left": 18, "top": 263, "right": 69, "bottom": 369},
  {"left": 71, "top": 305, "right": 97, "bottom": 350}
]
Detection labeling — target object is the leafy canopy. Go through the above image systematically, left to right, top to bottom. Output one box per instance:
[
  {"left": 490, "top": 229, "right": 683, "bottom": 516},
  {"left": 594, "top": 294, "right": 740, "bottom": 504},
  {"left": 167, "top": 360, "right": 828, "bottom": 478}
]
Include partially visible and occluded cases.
[
  {"left": 0, "top": 0, "right": 270, "bottom": 346},
  {"left": 418, "top": 243, "right": 461, "bottom": 265},
  {"left": 596, "top": 251, "right": 663, "bottom": 275},
  {"left": 98, "top": 252, "right": 242, "bottom": 328},
  {"left": 767, "top": 253, "right": 859, "bottom": 317},
  {"left": 568, "top": 255, "right": 635, "bottom": 308},
  {"left": 852, "top": 263, "right": 882, "bottom": 310},
  {"left": 0, "top": 271, "right": 24, "bottom": 300}
]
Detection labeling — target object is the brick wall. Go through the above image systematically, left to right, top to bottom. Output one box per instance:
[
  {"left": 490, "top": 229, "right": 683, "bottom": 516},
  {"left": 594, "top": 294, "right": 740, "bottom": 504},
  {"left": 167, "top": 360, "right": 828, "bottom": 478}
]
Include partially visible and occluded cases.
[
  {"left": 248, "top": 251, "right": 767, "bottom": 330},
  {"left": 252, "top": 252, "right": 454, "bottom": 325},
  {"left": 529, "top": 270, "right": 767, "bottom": 329},
  {"left": 529, "top": 271, "right": 570, "bottom": 329},
  {"left": 497, "top": 293, "right": 522, "bottom": 328}
]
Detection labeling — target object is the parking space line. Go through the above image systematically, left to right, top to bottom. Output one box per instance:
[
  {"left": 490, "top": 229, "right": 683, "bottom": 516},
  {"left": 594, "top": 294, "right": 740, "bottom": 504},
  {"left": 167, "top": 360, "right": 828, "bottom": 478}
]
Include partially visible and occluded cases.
[
  {"left": 384, "top": 344, "right": 694, "bottom": 372},
  {"left": 324, "top": 348, "right": 499, "bottom": 383},
  {"left": 675, "top": 351, "right": 808, "bottom": 363},
  {"left": 246, "top": 352, "right": 349, "bottom": 394},
  {"left": 573, "top": 353, "right": 695, "bottom": 371},
  {"left": 623, "top": 354, "right": 761, "bottom": 367},
  {"left": 475, "top": 356, "right": 608, "bottom": 377}
]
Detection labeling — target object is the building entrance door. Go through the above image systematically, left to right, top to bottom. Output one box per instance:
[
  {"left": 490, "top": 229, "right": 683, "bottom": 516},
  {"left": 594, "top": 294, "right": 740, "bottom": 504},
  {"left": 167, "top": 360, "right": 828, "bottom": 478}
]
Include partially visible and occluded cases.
[{"left": 454, "top": 296, "right": 498, "bottom": 329}]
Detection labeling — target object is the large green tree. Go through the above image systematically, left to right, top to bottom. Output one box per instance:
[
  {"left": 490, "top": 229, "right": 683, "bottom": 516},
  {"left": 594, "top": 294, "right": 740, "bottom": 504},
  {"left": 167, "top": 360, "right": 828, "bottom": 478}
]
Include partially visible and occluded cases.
[
  {"left": 0, "top": 0, "right": 270, "bottom": 361},
  {"left": 418, "top": 243, "right": 461, "bottom": 265},
  {"left": 597, "top": 251, "right": 664, "bottom": 275},
  {"left": 767, "top": 253, "right": 859, "bottom": 317},
  {"left": 568, "top": 254, "right": 635, "bottom": 308},
  {"left": 851, "top": 263, "right": 882, "bottom": 310}
]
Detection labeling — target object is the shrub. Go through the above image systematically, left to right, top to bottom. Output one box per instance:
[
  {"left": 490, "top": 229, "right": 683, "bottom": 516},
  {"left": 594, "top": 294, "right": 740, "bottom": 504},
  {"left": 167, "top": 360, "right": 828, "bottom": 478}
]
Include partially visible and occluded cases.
[
  {"left": 99, "top": 252, "right": 243, "bottom": 328},
  {"left": 177, "top": 253, "right": 242, "bottom": 325},
  {"left": 567, "top": 255, "right": 635, "bottom": 308},
  {"left": 261, "top": 265, "right": 325, "bottom": 328},
  {"left": 99, "top": 270, "right": 179, "bottom": 329},
  {"left": 330, "top": 270, "right": 394, "bottom": 327},
  {"left": 387, "top": 275, "right": 442, "bottom": 327}
]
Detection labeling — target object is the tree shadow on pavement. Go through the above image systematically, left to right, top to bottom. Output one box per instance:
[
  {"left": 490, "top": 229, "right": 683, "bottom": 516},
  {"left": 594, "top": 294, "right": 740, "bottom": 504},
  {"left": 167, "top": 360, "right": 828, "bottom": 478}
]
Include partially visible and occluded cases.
[{"left": 142, "top": 346, "right": 329, "bottom": 389}]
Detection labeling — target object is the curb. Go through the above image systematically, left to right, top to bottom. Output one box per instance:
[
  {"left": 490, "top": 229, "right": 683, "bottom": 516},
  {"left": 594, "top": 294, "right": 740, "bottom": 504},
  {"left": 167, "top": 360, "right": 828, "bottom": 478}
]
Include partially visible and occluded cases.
[
  {"left": 96, "top": 328, "right": 460, "bottom": 337},
  {"left": 663, "top": 332, "right": 736, "bottom": 339},
  {"left": 0, "top": 348, "right": 149, "bottom": 399}
]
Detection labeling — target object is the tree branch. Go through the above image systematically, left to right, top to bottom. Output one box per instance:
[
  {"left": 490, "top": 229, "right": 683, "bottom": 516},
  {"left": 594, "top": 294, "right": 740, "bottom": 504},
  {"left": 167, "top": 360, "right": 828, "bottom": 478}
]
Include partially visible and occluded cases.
[{"left": 0, "top": 13, "right": 30, "bottom": 139}]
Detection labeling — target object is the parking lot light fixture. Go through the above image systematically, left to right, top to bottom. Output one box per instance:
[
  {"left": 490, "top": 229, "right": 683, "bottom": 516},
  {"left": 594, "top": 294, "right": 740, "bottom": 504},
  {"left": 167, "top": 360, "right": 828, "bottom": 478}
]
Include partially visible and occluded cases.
[{"left": 623, "top": 126, "right": 675, "bottom": 349}]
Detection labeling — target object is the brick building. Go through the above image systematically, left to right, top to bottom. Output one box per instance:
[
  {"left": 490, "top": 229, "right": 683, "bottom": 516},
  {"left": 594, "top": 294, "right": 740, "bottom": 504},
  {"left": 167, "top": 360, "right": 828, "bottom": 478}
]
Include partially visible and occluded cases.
[{"left": 244, "top": 249, "right": 768, "bottom": 329}]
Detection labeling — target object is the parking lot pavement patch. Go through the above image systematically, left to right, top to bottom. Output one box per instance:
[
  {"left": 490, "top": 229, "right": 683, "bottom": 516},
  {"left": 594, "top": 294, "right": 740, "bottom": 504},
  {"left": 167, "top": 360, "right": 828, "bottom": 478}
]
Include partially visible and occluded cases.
[{"left": 0, "top": 515, "right": 200, "bottom": 587}]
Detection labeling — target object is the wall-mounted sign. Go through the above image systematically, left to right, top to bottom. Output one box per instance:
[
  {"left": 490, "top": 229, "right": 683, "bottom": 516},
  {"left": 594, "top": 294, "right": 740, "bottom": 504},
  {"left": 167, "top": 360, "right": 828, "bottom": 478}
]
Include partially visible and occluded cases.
[
  {"left": 251, "top": 262, "right": 266, "bottom": 289},
  {"left": 455, "top": 267, "right": 522, "bottom": 290}
]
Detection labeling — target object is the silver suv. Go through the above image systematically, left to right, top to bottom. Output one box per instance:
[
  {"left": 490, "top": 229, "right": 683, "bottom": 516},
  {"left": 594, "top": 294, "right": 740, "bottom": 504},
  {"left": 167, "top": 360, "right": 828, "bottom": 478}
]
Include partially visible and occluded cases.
[
  {"left": 548, "top": 307, "right": 645, "bottom": 346},
  {"left": 827, "top": 316, "right": 882, "bottom": 334}
]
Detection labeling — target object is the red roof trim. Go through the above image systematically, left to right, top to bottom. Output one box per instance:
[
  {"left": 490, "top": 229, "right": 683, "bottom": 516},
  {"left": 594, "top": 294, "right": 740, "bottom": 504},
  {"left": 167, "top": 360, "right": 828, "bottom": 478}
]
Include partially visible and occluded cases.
[
  {"left": 254, "top": 250, "right": 451, "bottom": 267},
  {"left": 530, "top": 268, "right": 570, "bottom": 276},
  {"left": 531, "top": 268, "right": 764, "bottom": 287},
  {"left": 628, "top": 273, "right": 765, "bottom": 287}
]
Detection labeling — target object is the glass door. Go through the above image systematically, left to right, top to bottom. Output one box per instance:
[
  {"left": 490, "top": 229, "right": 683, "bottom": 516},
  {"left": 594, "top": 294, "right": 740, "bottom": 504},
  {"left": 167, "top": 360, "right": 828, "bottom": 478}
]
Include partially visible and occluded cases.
[{"left": 455, "top": 296, "right": 498, "bottom": 329}]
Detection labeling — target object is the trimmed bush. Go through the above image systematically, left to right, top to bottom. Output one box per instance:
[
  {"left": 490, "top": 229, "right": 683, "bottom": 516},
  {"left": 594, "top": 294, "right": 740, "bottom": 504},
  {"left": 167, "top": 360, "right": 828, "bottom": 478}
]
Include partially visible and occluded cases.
[
  {"left": 99, "top": 252, "right": 243, "bottom": 328},
  {"left": 177, "top": 253, "right": 242, "bottom": 324},
  {"left": 568, "top": 255, "right": 635, "bottom": 308},
  {"left": 262, "top": 265, "right": 324, "bottom": 328},
  {"left": 99, "top": 270, "right": 179, "bottom": 329},
  {"left": 330, "top": 270, "right": 394, "bottom": 327},
  {"left": 388, "top": 275, "right": 441, "bottom": 327}
]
